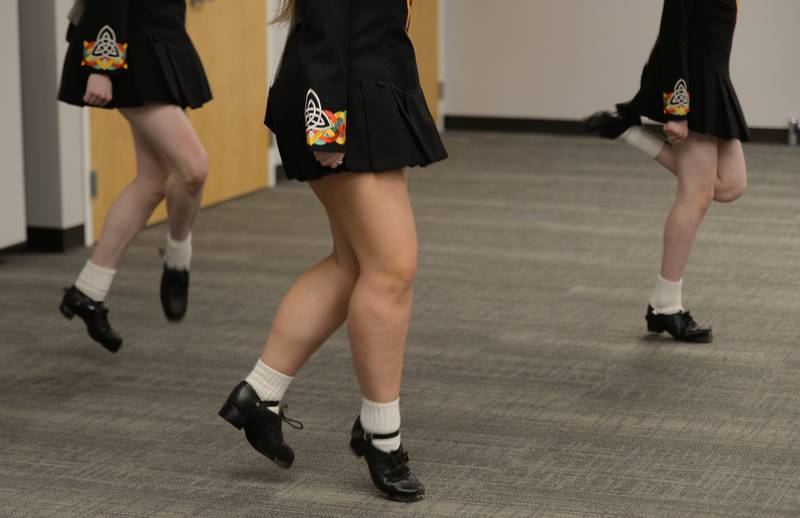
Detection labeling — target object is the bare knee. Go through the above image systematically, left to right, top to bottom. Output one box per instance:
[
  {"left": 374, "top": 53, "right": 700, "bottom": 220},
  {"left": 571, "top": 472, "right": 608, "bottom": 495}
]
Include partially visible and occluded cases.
[
  {"left": 178, "top": 151, "right": 209, "bottom": 194},
  {"left": 714, "top": 177, "right": 747, "bottom": 204},
  {"left": 678, "top": 184, "right": 714, "bottom": 218},
  {"left": 360, "top": 257, "right": 418, "bottom": 302}
]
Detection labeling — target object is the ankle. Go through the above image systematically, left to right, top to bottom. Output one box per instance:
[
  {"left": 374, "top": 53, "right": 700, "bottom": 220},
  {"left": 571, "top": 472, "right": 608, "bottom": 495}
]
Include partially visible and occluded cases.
[
  {"left": 164, "top": 233, "right": 192, "bottom": 271},
  {"left": 74, "top": 260, "right": 116, "bottom": 302},
  {"left": 650, "top": 275, "right": 684, "bottom": 314},
  {"left": 245, "top": 360, "right": 294, "bottom": 414},
  {"left": 361, "top": 397, "right": 402, "bottom": 452}
]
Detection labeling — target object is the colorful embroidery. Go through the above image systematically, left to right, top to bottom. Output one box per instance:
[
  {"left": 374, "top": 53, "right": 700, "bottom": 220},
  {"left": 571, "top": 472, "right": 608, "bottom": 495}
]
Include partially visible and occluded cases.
[
  {"left": 406, "top": 0, "right": 414, "bottom": 32},
  {"left": 82, "top": 25, "right": 128, "bottom": 71},
  {"left": 663, "top": 78, "right": 690, "bottom": 116},
  {"left": 305, "top": 89, "right": 347, "bottom": 146}
]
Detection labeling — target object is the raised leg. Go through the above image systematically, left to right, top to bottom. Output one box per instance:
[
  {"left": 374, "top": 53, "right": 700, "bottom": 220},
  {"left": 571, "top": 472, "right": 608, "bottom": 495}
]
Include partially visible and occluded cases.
[
  {"left": 120, "top": 104, "right": 209, "bottom": 242},
  {"left": 89, "top": 127, "right": 170, "bottom": 269},
  {"left": 259, "top": 209, "right": 360, "bottom": 375}
]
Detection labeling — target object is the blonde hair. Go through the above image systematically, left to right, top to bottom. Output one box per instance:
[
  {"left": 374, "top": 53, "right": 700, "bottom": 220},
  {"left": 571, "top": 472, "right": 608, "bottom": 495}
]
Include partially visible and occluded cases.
[{"left": 272, "top": 0, "right": 295, "bottom": 23}]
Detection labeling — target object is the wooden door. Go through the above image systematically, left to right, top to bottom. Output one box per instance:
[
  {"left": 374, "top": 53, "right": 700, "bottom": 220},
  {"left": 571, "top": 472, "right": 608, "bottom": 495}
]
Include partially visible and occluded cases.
[
  {"left": 90, "top": 0, "right": 268, "bottom": 239},
  {"left": 408, "top": 0, "right": 440, "bottom": 125}
]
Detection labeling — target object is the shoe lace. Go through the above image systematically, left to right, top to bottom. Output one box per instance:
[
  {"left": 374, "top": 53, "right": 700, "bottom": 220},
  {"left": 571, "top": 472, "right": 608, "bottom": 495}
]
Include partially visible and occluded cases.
[
  {"left": 87, "top": 301, "right": 114, "bottom": 330},
  {"left": 278, "top": 404, "right": 304, "bottom": 430},
  {"left": 387, "top": 448, "right": 411, "bottom": 479}
]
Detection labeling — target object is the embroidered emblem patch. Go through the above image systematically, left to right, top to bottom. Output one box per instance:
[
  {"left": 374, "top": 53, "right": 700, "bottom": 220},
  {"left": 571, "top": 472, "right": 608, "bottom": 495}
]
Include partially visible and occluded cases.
[
  {"left": 82, "top": 25, "right": 128, "bottom": 71},
  {"left": 663, "top": 78, "right": 690, "bottom": 116},
  {"left": 305, "top": 89, "right": 347, "bottom": 146}
]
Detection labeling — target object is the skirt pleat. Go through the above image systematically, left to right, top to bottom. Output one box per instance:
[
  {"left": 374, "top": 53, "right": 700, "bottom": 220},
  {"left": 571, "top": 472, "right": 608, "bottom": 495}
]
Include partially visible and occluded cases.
[{"left": 630, "top": 67, "right": 750, "bottom": 142}]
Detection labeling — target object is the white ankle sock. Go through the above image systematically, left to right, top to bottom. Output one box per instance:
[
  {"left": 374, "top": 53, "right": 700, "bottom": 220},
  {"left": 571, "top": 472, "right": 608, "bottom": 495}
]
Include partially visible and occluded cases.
[
  {"left": 619, "top": 126, "right": 665, "bottom": 159},
  {"left": 164, "top": 233, "right": 192, "bottom": 271},
  {"left": 74, "top": 260, "right": 116, "bottom": 302},
  {"left": 649, "top": 275, "right": 684, "bottom": 315},
  {"left": 244, "top": 360, "right": 293, "bottom": 414},
  {"left": 360, "top": 397, "right": 401, "bottom": 453}
]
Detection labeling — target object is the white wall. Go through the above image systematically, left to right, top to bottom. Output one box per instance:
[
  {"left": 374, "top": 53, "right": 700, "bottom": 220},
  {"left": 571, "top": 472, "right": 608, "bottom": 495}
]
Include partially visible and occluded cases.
[
  {"left": 0, "top": 0, "right": 27, "bottom": 249},
  {"left": 18, "top": 0, "right": 88, "bottom": 234},
  {"left": 267, "top": 0, "right": 288, "bottom": 183},
  {"left": 444, "top": 0, "right": 800, "bottom": 129}
]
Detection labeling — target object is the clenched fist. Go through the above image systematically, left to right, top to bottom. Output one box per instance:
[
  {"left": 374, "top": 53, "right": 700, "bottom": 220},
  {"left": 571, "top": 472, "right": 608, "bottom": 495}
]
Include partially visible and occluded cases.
[{"left": 83, "top": 74, "right": 113, "bottom": 107}]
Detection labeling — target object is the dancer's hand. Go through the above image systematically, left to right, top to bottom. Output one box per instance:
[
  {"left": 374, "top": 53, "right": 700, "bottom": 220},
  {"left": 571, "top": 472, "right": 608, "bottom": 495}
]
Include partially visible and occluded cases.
[
  {"left": 83, "top": 74, "right": 113, "bottom": 107},
  {"left": 664, "top": 120, "right": 689, "bottom": 145},
  {"left": 314, "top": 151, "right": 345, "bottom": 169}
]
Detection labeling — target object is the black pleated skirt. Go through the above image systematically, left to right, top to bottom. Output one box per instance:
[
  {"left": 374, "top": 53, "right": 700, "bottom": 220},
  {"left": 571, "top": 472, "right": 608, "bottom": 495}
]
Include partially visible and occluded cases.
[
  {"left": 59, "top": 25, "right": 212, "bottom": 111},
  {"left": 630, "top": 63, "right": 750, "bottom": 142},
  {"left": 266, "top": 79, "right": 447, "bottom": 182}
]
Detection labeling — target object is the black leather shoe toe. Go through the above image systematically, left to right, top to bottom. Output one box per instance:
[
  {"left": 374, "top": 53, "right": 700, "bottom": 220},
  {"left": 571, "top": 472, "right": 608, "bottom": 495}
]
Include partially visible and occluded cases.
[{"left": 160, "top": 265, "right": 189, "bottom": 322}]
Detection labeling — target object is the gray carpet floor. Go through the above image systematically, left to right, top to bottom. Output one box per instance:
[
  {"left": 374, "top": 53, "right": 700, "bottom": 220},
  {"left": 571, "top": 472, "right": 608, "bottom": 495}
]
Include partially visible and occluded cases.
[{"left": 2, "top": 132, "right": 800, "bottom": 517}]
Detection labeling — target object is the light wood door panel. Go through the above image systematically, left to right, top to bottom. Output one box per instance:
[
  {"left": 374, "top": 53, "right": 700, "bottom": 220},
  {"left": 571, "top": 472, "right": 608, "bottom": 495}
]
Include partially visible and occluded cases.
[
  {"left": 90, "top": 0, "right": 268, "bottom": 239},
  {"left": 185, "top": 0, "right": 269, "bottom": 206},
  {"left": 408, "top": 0, "right": 440, "bottom": 125},
  {"left": 90, "top": 109, "right": 138, "bottom": 238}
]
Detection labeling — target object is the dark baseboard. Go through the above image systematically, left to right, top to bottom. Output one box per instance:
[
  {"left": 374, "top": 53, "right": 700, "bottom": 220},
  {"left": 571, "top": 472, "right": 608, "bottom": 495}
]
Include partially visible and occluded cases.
[
  {"left": 444, "top": 115, "right": 789, "bottom": 145},
  {"left": 445, "top": 116, "right": 584, "bottom": 136},
  {"left": 748, "top": 127, "right": 788, "bottom": 145},
  {"left": 26, "top": 225, "right": 85, "bottom": 253},
  {"left": 0, "top": 241, "right": 28, "bottom": 256}
]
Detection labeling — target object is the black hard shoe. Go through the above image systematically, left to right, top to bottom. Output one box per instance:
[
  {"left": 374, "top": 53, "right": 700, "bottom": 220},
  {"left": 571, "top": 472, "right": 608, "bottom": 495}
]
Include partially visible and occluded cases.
[
  {"left": 583, "top": 103, "right": 642, "bottom": 139},
  {"left": 160, "top": 265, "right": 189, "bottom": 322},
  {"left": 59, "top": 286, "right": 123, "bottom": 353},
  {"left": 646, "top": 305, "right": 713, "bottom": 343},
  {"left": 218, "top": 381, "right": 303, "bottom": 469},
  {"left": 350, "top": 417, "right": 425, "bottom": 502}
]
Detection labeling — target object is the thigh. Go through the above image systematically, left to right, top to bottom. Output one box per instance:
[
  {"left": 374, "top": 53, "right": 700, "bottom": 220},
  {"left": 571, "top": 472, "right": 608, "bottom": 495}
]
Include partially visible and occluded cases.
[
  {"left": 120, "top": 104, "right": 207, "bottom": 177},
  {"left": 130, "top": 126, "right": 170, "bottom": 184},
  {"left": 674, "top": 132, "right": 719, "bottom": 193},
  {"left": 716, "top": 138, "right": 747, "bottom": 183},
  {"left": 310, "top": 171, "right": 417, "bottom": 273},
  {"left": 325, "top": 207, "right": 359, "bottom": 274}
]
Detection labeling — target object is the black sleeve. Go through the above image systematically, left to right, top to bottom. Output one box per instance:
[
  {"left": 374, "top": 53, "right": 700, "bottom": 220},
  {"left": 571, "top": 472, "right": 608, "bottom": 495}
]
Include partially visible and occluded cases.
[
  {"left": 78, "top": 0, "right": 130, "bottom": 76},
  {"left": 297, "top": 0, "right": 350, "bottom": 152},
  {"left": 657, "top": 0, "right": 692, "bottom": 120}
]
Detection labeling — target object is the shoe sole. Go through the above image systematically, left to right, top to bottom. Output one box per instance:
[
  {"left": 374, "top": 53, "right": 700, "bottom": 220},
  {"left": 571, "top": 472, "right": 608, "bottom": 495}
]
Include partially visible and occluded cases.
[
  {"left": 163, "top": 311, "right": 187, "bottom": 323},
  {"left": 647, "top": 324, "right": 713, "bottom": 344},
  {"left": 218, "top": 401, "right": 292, "bottom": 469},
  {"left": 388, "top": 493, "right": 425, "bottom": 503}
]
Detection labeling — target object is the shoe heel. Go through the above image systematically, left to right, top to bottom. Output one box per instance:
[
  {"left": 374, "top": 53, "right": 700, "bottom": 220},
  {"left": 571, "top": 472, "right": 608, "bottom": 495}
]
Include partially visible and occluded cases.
[
  {"left": 59, "top": 303, "right": 74, "bottom": 320},
  {"left": 647, "top": 322, "right": 665, "bottom": 334},
  {"left": 219, "top": 401, "right": 246, "bottom": 430},
  {"left": 350, "top": 439, "right": 366, "bottom": 458}
]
